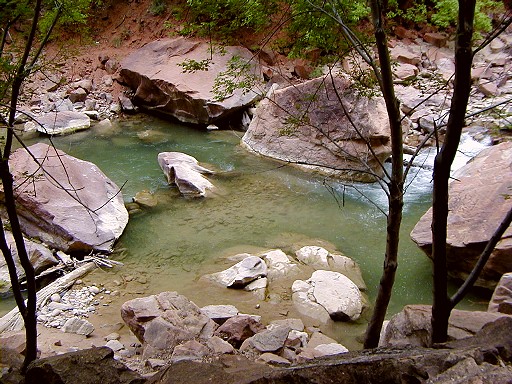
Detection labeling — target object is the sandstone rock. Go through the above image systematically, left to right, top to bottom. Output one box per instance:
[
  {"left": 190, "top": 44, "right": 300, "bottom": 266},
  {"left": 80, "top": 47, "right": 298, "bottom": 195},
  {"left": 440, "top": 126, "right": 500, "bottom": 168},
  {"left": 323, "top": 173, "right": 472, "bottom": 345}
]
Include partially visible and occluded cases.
[
  {"left": 423, "top": 32, "right": 448, "bottom": 48},
  {"left": 120, "top": 37, "right": 262, "bottom": 124},
  {"left": 390, "top": 45, "right": 421, "bottom": 65},
  {"left": 436, "top": 57, "right": 455, "bottom": 82},
  {"left": 394, "top": 63, "right": 418, "bottom": 81},
  {"left": 242, "top": 76, "right": 391, "bottom": 182},
  {"left": 72, "top": 79, "right": 93, "bottom": 93},
  {"left": 478, "top": 80, "right": 500, "bottom": 96},
  {"left": 68, "top": 88, "right": 88, "bottom": 103},
  {"left": 118, "top": 94, "right": 136, "bottom": 113},
  {"left": 37, "top": 111, "right": 91, "bottom": 135},
  {"left": 411, "top": 142, "right": 512, "bottom": 288},
  {"left": 8, "top": 143, "right": 128, "bottom": 253},
  {"left": 158, "top": 152, "right": 215, "bottom": 197},
  {"left": 0, "top": 231, "right": 58, "bottom": 294},
  {"left": 295, "top": 246, "right": 366, "bottom": 290},
  {"left": 261, "top": 249, "right": 300, "bottom": 281},
  {"left": 207, "top": 256, "right": 267, "bottom": 288},
  {"left": 310, "top": 270, "right": 363, "bottom": 321},
  {"left": 488, "top": 273, "right": 512, "bottom": 314},
  {"left": 243, "top": 277, "right": 267, "bottom": 299},
  {"left": 291, "top": 280, "right": 331, "bottom": 324},
  {"left": 120, "top": 292, "right": 217, "bottom": 351},
  {"left": 380, "top": 304, "right": 512, "bottom": 347},
  {"left": 200, "top": 305, "right": 239, "bottom": 325},
  {"left": 214, "top": 315, "right": 265, "bottom": 348},
  {"left": 61, "top": 317, "right": 94, "bottom": 336},
  {"left": 268, "top": 318, "right": 305, "bottom": 332},
  {"left": 244, "top": 325, "right": 291, "bottom": 353},
  {"left": 207, "top": 336, "right": 235, "bottom": 354},
  {"left": 105, "top": 339, "right": 125, "bottom": 352},
  {"left": 171, "top": 340, "right": 210, "bottom": 363},
  {"left": 312, "top": 343, "right": 348, "bottom": 357},
  {"left": 25, "top": 347, "right": 143, "bottom": 384},
  {"left": 257, "top": 353, "right": 291, "bottom": 366}
]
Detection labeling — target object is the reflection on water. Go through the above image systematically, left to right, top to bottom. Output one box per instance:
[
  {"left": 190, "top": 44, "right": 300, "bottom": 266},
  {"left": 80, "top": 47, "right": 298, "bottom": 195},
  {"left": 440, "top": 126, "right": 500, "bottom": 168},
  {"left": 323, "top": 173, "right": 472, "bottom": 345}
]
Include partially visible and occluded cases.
[{"left": 2, "top": 116, "right": 489, "bottom": 346}]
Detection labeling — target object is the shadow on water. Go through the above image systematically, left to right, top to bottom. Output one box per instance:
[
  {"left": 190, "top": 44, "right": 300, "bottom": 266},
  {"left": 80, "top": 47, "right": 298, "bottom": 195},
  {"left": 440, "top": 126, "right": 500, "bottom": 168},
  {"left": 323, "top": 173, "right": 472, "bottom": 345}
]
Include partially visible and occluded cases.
[{"left": 3, "top": 115, "right": 489, "bottom": 348}]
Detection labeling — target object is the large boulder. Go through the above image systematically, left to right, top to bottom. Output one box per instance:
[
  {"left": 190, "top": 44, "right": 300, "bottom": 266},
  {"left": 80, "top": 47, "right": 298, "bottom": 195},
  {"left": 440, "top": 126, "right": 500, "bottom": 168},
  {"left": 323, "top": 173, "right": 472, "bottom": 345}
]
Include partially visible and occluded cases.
[
  {"left": 120, "top": 37, "right": 262, "bottom": 124},
  {"left": 241, "top": 76, "right": 392, "bottom": 182},
  {"left": 410, "top": 141, "right": 512, "bottom": 288},
  {"left": 6, "top": 143, "right": 128, "bottom": 253},
  {"left": 158, "top": 152, "right": 215, "bottom": 197},
  {"left": 292, "top": 270, "right": 364, "bottom": 322},
  {"left": 488, "top": 273, "right": 512, "bottom": 314},
  {"left": 120, "top": 291, "right": 217, "bottom": 352},
  {"left": 380, "top": 304, "right": 512, "bottom": 347}
]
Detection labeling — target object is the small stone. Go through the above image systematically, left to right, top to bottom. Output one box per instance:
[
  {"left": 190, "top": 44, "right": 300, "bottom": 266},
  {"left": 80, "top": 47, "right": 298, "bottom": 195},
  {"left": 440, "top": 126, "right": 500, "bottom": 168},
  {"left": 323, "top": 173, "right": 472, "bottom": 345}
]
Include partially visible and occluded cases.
[
  {"left": 89, "top": 286, "right": 101, "bottom": 295},
  {"left": 50, "top": 293, "right": 61, "bottom": 303},
  {"left": 61, "top": 317, "right": 94, "bottom": 336},
  {"left": 104, "top": 332, "right": 120, "bottom": 341},
  {"left": 105, "top": 339, "right": 125, "bottom": 351},
  {"left": 54, "top": 340, "right": 62, "bottom": 346},
  {"left": 257, "top": 352, "right": 291, "bottom": 366},
  {"left": 145, "top": 358, "right": 166, "bottom": 370}
]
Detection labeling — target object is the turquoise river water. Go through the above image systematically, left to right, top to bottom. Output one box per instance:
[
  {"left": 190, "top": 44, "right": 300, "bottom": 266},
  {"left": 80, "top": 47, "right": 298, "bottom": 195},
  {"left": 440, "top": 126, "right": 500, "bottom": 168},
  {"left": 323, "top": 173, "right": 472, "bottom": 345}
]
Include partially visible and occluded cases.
[{"left": 2, "top": 115, "right": 490, "bottom": 348}]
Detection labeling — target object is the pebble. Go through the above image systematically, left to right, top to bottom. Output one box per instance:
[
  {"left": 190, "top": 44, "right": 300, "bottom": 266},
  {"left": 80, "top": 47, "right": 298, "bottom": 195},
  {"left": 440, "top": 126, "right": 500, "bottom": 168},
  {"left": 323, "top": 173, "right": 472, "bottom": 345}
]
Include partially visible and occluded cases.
[
  {"left": 37, "top": 285, "right": 104, "bottom": 330},
  {"left": 89, "top": 286, "right": 101, "bottom": 295},
  {"left": 50, "top": 293, "right": 61, "bottom": 302}
]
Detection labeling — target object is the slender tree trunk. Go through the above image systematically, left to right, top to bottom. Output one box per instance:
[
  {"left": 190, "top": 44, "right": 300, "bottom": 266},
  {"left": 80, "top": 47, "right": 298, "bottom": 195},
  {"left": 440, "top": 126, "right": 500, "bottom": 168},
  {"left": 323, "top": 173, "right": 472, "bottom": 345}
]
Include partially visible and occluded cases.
[
  {"left": 0, "top": 0, "right": 43, "bottom": 371},
  {"left": 364, "top": 0, "right": 404, "bottom": 349},
  {"left": 431, "top": 0, "right": 476, "bottom": 344}
]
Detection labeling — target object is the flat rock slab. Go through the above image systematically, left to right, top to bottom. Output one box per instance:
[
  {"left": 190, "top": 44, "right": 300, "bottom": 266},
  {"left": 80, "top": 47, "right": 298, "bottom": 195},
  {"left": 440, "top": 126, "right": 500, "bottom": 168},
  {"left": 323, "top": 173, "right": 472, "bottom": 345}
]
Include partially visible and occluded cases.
[
  {"left": 120, "top": 37, "right": 262, "bottom": 124},
  {"left": 37, "top": 111, "right": 91, "bottom": 135},
  {"left": 410, "top": 141, "right": 512, "bottom": 288},
  {"left": 9, "top": 143, "right": 128, "bottom": 253}
]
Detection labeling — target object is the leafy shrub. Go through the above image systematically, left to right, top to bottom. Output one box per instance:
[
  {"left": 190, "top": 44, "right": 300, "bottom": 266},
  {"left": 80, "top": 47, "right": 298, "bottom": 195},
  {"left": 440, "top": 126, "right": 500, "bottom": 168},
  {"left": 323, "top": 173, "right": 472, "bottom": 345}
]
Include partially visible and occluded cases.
[{"left": 149, "top": 0, "right": 167, "bottom": 16}]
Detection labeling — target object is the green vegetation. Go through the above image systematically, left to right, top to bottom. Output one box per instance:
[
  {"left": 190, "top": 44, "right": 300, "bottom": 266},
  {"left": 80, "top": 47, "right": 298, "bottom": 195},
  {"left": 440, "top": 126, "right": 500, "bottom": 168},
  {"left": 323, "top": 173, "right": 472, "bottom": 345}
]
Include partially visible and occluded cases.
[{"left": 173, "top": 0, "right": 502, "bottom": 56}]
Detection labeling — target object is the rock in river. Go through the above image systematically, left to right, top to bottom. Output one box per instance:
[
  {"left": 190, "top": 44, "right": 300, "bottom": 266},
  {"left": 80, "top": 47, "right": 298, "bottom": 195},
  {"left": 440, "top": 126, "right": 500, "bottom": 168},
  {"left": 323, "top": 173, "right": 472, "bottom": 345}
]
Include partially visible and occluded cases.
[
  {"left": 242, "top": 76, "right": 392, "bottom": 182},
  {"left": 410, "top": 141, "right": 512, "bottom": 289},
  {"left": 7, "top": 143, "right": 128, "bottom": 253},
  {"left": 158, "top": 152, "right": 215, "bottom": 197}
]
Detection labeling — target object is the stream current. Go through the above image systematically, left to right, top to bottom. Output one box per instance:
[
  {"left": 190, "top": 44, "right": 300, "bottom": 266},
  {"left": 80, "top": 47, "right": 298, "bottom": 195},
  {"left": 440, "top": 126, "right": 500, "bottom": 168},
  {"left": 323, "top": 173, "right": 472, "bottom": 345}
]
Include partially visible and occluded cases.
[{"left": 2, "top": 115, "right": 491, "bottom": 348}]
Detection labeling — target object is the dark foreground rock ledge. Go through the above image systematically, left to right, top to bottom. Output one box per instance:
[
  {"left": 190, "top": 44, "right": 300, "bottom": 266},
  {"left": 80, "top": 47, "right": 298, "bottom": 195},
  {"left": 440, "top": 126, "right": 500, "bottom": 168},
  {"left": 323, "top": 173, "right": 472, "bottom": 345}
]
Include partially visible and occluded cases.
[
  {"left": 3, "top": 317, "right": 510, "bottom": 384},
  {"left": 148, "top": 318, "right": 512, "bottom": 384}
]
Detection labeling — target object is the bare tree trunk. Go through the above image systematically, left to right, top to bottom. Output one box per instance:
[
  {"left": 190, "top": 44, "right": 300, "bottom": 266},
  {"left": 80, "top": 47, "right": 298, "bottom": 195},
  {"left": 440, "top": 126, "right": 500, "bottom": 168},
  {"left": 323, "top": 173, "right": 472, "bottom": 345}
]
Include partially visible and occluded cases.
[
  {"left": 0, "top": 0, "right": 43, "bottom": 371},
  {"left": 364, "top": 0, "right": 404, "bottom": 349},
  {"left": 431, "top": 0, "right": 476, "bottom": 344}
]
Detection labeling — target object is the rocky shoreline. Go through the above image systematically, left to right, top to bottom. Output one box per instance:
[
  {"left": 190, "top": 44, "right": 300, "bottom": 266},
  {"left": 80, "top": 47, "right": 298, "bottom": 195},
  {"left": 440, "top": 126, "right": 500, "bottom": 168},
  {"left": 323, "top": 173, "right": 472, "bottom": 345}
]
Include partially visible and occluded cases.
[{"left": 1, "top": 20, "right": 511, "bottom": 384}]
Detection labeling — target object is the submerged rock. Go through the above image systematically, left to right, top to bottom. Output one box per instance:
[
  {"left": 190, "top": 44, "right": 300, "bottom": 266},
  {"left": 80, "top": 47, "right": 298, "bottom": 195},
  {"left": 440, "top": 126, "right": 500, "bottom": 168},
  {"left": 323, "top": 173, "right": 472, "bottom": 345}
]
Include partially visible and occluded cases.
[{"left": 8, "top": 143, "right": 128, "bottom": 253}]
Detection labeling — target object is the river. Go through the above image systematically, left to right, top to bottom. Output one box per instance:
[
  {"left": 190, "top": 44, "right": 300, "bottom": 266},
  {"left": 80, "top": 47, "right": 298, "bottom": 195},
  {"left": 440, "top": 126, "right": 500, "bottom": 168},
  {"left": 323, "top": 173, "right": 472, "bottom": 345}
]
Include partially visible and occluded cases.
[{"left": 1, "top": 115, "right": 491, "bottom": 348}]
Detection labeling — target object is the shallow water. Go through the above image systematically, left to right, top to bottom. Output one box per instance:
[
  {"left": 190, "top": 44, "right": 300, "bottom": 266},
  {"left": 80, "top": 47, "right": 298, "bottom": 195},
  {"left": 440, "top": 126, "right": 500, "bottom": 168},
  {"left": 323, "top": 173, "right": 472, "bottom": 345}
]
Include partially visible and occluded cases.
[{"left": 1, "top": 116, "right": 490, "bottom": 347}]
